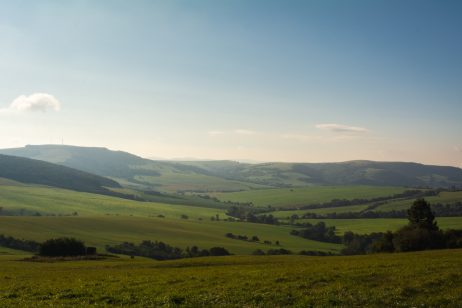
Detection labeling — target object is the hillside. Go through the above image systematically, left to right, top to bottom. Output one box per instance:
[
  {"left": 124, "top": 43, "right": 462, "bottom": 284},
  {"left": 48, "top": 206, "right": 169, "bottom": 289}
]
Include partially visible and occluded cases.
[
  {"left": 0, "top": 145, "right": 264, "bottom": 192},
  {"left": 2, "top": 145, "right": 462, "bottom": 191},
  {"left": 0, "top": 154, "right": 120, "bottom": 195},
  {"left": 182, "top": 160, "right": 462, "bottom": 187}
]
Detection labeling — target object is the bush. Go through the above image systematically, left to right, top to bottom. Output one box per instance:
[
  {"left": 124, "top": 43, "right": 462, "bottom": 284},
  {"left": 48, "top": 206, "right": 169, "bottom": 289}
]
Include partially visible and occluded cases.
[
  {"left": 393, "top": 226, "right": 445, "bottom": 252},
  {"left": 39, "top": 238, "right": 86, "bottom": 257},
  {"left": 106, "top": 241, "right": 231, "bottom": 260},
  {"left": 209, "top": 247, "right": 230, "bottom": 256},
  {"left": 266, "top": 248, "right": 291, "bottom": 255},
  {"left": 252, "top": 249, "right": 266, "bottom": 255}
]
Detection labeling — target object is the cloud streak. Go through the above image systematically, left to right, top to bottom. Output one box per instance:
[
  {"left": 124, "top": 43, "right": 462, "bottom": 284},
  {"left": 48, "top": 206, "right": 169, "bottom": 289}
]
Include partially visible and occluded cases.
[
  {"left": 1, "top": 93, "right": 61, "bottom": 114},
  {"left": 315, "top": 123, "right": 367, "bottom": 133}
]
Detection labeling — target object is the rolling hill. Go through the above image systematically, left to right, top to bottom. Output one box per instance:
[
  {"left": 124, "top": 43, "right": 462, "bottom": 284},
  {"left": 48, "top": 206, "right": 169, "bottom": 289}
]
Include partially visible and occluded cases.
[
  {"left": 2, "top": 144, "right": 462, "bottom": 191},
  {"left": 0, "top": 145, "right": 265, "bottom": 192},
  {"left": 0, "top": 154, "right": 120, "bottom": 195}
]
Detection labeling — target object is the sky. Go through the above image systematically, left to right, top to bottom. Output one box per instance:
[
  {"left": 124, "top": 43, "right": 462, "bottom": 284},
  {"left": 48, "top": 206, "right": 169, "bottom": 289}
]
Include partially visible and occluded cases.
[{"left": 0, "top": 0, "right": 461, "bottom": 167}]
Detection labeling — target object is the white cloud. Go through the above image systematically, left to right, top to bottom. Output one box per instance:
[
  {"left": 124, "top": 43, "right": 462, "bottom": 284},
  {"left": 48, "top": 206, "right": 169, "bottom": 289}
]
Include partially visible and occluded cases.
[
  {"left": 1, "top": 93, "right": 61, "bottom": 114},
  {"left": 315, "top": 123, "right": 367, "bottom": 133}
]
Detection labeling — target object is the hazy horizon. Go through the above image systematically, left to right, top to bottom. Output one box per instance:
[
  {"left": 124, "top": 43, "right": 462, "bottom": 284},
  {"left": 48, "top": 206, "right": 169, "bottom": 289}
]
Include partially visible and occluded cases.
[
  {"left": 1, "top": 1, "right": 461, "bottom": 167},
  {"left": 1, "top": 143, "right": 462, "bottom": 169}
]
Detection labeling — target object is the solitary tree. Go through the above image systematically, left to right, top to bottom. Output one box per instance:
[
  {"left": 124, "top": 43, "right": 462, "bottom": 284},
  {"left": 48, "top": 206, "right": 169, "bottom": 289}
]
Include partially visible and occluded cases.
[
  {"left": 393, "top": 198, "right": 444, "bottom": 252},
  {"left": 407, "top": 198, "right": 438, "bottom": 230}
]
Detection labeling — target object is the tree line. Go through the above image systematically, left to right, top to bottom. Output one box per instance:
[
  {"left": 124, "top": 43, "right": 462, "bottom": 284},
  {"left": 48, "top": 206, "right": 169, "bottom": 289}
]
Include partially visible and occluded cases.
[
  {"left": 282, "top": 189, "right": 440, "bottom": 212},
  {"left": 291, "top": 199, "right": 462, "bottom": 255},
  {"left": 343, "top": 199, "right": 462, "bottom": 254},
  {"left": 225, "top": 205, "right": 279, "bottom": 225},
  {"left": 0, "top": 234, "right": 40, "bottom": 252},
  {"left": 106, "top": 240, "right": 230, "bottom": 260}
]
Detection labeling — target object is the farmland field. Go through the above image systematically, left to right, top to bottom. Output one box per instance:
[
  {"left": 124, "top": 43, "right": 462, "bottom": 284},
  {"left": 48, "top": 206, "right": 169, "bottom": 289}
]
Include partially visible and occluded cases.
[
  {"left": 0, "top": 184, "right": 226, "bottom": 219},
  {"left": 209, "top": 185, "right": 409, "bottom": 208},
  {"left": 374, "top": 191, "right": 462, "bottom": 212},
  {"left": 270, "top": 204, "right": 372, "bottom": 218},
  {"left": 0, "top": 216, "right": 342, "bottom": 254},
  {"left": 290, "top": 217, "right": 462, "bottom": 234},
  {"left": 0, "top": 249, "right": 461, "bottom": 306}
]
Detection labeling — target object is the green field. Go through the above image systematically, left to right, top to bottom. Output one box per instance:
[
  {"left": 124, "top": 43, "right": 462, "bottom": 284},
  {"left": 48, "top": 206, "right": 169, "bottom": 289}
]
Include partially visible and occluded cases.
[
  {"left": 132, "top": 167, "right": 269, "bottom": 193},
  {"left": 0, "top": 184, "right": 226, "bottom": 219},
  {"left": 209, "top": 185, "right": 408, "bottom": 208},
  {"left": 269, "top": 190, "right": 462, "bottom": 217},
  {"left": 374, "top": 191, "right": 462, "bottom": 212},
  {"left": 271, "top": 204, "right": 372, "bottom": 218},
  {"left": 0, "top": 216, "right": 341, "bottom": 254},
  {"left": 290, "top": 217, "right": 462, "bottom": 234},
  {"left": 0, "top": 249, "right": 461, "bottom": 306}
]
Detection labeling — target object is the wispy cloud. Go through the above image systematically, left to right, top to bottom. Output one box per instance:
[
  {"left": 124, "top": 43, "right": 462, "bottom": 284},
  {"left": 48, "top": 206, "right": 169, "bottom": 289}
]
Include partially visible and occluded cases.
[
  {"left": 0, "top": 93, "right": 61, "bottom": 114},
  {"left": 315, "top": 123, "right": 367, "bottom": 133}
]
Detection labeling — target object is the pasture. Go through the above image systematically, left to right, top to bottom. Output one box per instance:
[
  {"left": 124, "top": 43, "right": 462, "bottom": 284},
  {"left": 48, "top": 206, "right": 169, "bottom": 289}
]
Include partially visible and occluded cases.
[
  {"left": 0, "top": 184, "right": 226, "bottom": 219},
  {"left": 209, "top": 185, "right": 408, "bottom": 208},
  {"left": 374, "top": 191, "right": 462, "bottom": 212},
  {"left": 0, "top": 216, "right": 342, "bottom": 254},
  {"left": 290, "top": 217, "right": 462, "bottom": 234}
]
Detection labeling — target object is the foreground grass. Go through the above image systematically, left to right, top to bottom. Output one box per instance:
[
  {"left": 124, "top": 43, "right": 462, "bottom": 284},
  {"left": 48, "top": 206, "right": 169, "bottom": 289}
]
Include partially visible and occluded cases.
[{"left": 0, "top": 249, "right": 461, "bottom": 307}]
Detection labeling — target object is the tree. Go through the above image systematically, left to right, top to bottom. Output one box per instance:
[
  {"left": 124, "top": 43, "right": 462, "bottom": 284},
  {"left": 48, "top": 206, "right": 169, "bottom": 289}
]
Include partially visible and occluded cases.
[
  {"left": 407, "top": 198, "right": 438, "bottom": 230},
  {"left": 393, "top": 199, "right": 444, "bottom": 252},
  {"left": 393, "top": 226, "right": 445, "bottom": 252},
  {"left": 370, "top": 231, "right": 394, "bottom": 253},
  {"left": 39, "top": 237, "right": 86, "bottom": 257},
  {"left": 209, "top": 247, "right": 230, "bottom": 256}
]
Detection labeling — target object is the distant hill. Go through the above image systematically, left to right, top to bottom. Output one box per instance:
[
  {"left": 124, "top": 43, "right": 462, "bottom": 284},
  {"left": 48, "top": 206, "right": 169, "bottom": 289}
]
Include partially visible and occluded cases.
[
  {"left": 0, "top": 144, "right": 156, "bottom": 179},
  {"left": 0, "top": 145, "right": 265, "bottom": 192},
  {"left": 1, "top": 145, "right": 462, "bottom": 191},
  {"left": 0, "top": 154, "right": 121, "bottom": 195},
  {"left": 174, "top": 160, "right": 462, "bottom": 188}
]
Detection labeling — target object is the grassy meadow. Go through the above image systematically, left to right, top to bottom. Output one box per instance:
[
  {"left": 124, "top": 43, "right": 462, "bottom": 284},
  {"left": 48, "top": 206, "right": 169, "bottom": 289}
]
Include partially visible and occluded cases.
[
  {"left": 133, "top": 171, "right": 269, "bottom": 193},
  {"left": 1, "top": 181, "right": 462, "bottom": 255},
  {"left": 0, "top": 184, "right": 226, "bottom": 219},
  {"left": 209, "top": 185, "right": 409, "bottom": 208},
  {"left": 374, "top": 191, "right": 462, "bottom": 212},
  {"left": 270, "top": 204, "right": 371, "bottom": 218},
  {"left": 0, "top": 216, "right": 342, "bottom": 254},
  {"left": 292, "top": 217, "right": 462, "bottom": 234},
  {"left": 0, "top": 249, "right": 461, "bottom": 307}
]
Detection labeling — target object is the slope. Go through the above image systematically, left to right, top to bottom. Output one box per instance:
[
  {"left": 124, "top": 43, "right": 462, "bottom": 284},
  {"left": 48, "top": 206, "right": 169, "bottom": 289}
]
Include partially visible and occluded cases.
[{"left": 0, "top": 154, "right": 120, "bottom": 195}]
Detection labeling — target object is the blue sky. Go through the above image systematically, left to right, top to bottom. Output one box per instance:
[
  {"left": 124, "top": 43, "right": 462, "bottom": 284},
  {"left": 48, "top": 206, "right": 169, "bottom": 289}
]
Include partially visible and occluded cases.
[{"left": 0, "top": 0, "right": 461, "bottom": 166}]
